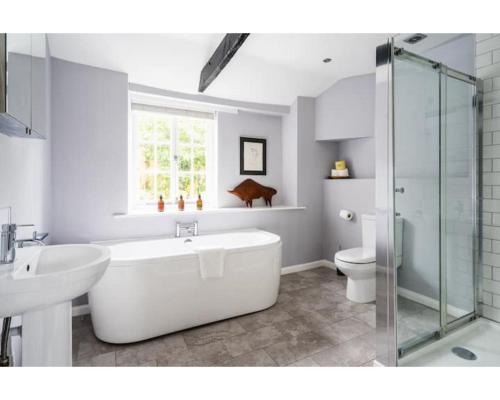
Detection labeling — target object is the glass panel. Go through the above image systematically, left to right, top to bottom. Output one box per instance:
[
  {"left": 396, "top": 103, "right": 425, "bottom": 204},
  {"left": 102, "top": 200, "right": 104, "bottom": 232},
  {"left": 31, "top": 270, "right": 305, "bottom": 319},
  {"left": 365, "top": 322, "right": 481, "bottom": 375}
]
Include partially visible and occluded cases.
[
  {"left": 394, "top": 55, "right": 442, "bottom": 350},
  {"left": 443, "top": 75, "right": 476, "bottom": 321},
  {"left": 137, "top": 113, "right": 154, "bottom": 141},
  {"left": 156, "top": 116, "right": 171, "bottom": 142},
  {"left": 177, "top": 119, "right": 192, "bottom": 144},
  {"left": 193, "top": 119, "right": 207, "bottom": 144},
  {"left": 138, "top": 144, "right": 154, "bottom": 170},
  {"left": 157, "top": 145, "right": 170, "bottom": 170},
  {"left": 178, "top": 146, "right": 192, "bottom": 171},
  {"left": 193, "top": 146, "right": 206, "bottom": 171},
  {"left": 138, "top": 173, "right": 154, "bottom": 202},
  {"left": 156, "top": 174, "right": 171, "bottom": 200},
  {"left": 194, "top": 174, "right": 206, "bottom": 196},
  {"left": 178, "top": 175, "right": 192, "bottom": 199}
]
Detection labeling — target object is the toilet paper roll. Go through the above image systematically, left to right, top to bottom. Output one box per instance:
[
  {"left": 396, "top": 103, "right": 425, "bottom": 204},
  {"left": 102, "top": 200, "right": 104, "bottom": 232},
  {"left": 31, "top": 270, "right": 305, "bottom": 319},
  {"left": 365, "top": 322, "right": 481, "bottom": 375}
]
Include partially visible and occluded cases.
[{"left": 339, "top": 209, "right": 353, "bottom": 221}]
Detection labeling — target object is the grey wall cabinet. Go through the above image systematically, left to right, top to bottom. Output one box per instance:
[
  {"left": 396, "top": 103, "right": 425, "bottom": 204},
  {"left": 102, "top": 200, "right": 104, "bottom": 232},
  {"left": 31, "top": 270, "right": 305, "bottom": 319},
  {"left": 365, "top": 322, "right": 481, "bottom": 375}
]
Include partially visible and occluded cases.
[
  {"left": 0, "top": 33, "right": 47, "bottom": 139},
  {"left": 315, "top": 73, "right": 375, "bottom": 141}
]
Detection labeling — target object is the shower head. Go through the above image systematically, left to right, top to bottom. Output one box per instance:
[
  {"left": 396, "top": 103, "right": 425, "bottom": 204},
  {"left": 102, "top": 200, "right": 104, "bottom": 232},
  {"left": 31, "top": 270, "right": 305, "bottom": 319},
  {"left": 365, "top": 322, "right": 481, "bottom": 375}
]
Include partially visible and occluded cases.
[{"left": 403, "top": 33, "right": 428, "bottom": 44}]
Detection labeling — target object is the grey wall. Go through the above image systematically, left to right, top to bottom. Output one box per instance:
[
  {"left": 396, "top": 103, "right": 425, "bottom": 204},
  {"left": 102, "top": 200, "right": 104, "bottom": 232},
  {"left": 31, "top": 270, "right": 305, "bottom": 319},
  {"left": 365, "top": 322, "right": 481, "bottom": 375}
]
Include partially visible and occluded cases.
[
  {"left": 0, "top": 40, "right": 51, "bottom": 241},
  {"left": 50, "top": 58, "right": 326, "bottom": 270},
  {"left": 315, "top": 73, "right": 375, "bottom": 141},
  {"left": 282, "top": 97, "right": 337, "bottom": 262},
  {"left": 217, "top": 111, "right": 283, "bottom": 208},
  {"left": 336, "top": 138, "right": 375, "bottom": 178},
  {"left": 323, "top": 179, "right": 375, "bottom": 261}
]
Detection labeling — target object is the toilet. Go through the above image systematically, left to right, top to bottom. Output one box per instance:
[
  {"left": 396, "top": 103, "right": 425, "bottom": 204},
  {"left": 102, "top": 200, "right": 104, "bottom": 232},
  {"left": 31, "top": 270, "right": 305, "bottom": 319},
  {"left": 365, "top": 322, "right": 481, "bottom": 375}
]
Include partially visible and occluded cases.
[{"left": 334, "top": 214, "right": 403, "bottom": 303}]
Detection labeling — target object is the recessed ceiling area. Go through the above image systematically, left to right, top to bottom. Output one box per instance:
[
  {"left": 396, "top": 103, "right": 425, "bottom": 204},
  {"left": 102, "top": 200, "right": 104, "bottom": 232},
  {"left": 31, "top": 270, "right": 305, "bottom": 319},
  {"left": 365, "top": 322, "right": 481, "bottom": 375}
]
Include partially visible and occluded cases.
[{"left": 47, "top": 33, "right": 462, "bottom": 106}]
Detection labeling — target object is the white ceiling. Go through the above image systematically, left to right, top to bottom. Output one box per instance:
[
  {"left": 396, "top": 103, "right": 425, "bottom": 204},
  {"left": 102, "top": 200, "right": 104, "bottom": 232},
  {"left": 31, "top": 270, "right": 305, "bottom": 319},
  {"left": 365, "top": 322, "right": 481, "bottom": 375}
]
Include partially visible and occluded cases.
[{"left": 48, "top": 33, "right": 460, "bottom": 106}]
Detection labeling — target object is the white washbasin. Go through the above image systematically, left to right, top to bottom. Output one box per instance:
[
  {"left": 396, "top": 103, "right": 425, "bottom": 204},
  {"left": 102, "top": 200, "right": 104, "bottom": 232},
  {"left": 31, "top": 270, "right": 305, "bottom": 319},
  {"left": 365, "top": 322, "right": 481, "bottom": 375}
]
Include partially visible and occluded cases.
[{"left": 0, "top": 244, "right": 110, "bottom": 318}]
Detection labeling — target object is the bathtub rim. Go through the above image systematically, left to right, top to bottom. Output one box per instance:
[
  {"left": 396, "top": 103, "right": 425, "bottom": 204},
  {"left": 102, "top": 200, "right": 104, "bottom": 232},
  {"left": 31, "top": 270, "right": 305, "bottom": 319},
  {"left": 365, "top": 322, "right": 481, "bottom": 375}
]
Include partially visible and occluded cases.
[{"left": 92, "top": 228, "right": 281, "bottom": 267}]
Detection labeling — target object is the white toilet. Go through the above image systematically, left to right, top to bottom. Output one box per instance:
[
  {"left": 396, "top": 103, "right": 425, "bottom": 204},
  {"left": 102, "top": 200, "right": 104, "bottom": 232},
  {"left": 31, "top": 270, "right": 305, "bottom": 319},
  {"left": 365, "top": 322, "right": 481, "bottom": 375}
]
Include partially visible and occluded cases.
[{"left": 334, "top": 214, "right": 403, "bottom": 303}]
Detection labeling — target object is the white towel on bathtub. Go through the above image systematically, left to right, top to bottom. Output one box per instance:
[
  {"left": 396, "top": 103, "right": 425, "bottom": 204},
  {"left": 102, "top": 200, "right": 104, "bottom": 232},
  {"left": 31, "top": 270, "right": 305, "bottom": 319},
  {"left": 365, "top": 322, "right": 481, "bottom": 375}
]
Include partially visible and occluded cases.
[{"left": 194, "top": 247, "right": 226, "bottom": 279}]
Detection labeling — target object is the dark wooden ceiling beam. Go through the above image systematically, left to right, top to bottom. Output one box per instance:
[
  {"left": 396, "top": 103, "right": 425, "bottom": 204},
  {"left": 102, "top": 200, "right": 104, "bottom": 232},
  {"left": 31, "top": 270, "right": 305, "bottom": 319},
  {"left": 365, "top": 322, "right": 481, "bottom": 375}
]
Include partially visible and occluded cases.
[{"left": 198, "top": 33, "right": 250, "bottom": 93}]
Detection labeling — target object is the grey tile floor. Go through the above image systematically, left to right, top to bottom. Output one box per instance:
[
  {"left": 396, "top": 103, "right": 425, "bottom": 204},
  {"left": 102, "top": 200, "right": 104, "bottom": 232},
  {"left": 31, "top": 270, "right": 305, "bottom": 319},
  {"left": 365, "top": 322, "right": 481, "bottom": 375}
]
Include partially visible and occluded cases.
[{"left": 72, "top": 267, "right": 376, "bottom": 367}]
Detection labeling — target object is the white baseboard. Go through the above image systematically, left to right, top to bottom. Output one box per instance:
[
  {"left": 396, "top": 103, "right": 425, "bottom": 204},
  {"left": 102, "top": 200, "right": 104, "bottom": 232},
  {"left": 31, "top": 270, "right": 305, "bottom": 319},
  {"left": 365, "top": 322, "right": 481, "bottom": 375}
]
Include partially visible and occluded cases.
[
  {"left": 281, "top": 259, "right": 336, "bottom": 275},
  {"left": 397, "top": 287, "right": 468, "bottom": 319},
  {"left": 72, "top": 304, "right": 90, "bottom": 317}
]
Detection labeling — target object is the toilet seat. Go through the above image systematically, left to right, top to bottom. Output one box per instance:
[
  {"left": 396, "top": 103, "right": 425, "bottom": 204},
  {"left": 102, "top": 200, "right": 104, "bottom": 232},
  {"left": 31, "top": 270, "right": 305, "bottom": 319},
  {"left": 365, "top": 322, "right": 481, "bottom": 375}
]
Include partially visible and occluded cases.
[{"left": 335, "top": 247, "right": 375, "bottom": 264}]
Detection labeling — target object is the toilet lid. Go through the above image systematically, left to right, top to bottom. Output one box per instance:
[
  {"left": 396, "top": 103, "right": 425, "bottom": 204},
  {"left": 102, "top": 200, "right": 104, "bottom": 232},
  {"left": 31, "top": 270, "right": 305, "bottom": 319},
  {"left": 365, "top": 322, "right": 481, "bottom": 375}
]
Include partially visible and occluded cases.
[{"left": 335, "top": 247, "right": 375, "bottom": 264}]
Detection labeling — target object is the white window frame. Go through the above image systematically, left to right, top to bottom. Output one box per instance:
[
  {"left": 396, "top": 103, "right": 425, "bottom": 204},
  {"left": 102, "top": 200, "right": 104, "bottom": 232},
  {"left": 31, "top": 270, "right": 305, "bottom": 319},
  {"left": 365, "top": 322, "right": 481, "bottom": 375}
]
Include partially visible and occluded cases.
[{"left": 128, "top": 92, "right": 216, "bottom": 211}]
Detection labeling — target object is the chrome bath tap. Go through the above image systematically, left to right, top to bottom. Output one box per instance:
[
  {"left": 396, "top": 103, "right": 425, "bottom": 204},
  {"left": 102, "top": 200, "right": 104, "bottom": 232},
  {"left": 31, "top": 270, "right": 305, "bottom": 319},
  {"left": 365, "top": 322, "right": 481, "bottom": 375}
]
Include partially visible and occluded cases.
[{"left": 175, "top": 221, "right": 198, "bottom": 238}]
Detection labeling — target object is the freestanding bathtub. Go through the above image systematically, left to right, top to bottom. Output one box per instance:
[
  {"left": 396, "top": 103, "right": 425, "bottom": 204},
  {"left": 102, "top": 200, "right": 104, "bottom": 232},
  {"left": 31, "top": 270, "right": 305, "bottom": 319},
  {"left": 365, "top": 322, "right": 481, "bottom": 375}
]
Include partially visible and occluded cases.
[{"left": 88, "top": 229, "right": 282, "bottom": 343}]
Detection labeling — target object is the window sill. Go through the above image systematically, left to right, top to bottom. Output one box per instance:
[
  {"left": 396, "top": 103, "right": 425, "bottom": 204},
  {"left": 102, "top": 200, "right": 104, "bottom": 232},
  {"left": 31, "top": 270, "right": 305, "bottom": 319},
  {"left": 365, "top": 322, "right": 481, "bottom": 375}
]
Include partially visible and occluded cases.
[{"left": 113, "top": 205, "right": 306, "bottom": 218}]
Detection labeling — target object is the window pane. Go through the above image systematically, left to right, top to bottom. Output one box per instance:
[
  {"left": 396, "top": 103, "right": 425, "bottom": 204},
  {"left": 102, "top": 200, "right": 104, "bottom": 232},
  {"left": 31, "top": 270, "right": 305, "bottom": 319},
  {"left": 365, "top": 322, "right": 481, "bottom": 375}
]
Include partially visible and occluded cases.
[
  {"left": 137, "top": 114, "right": 154, "bottom": 141},
  {"left": 156, "top": 117, "right": 171, "bottom": 142},
  {"left": 177, "top": 119, "right": 192, "bottom": 144},
  {"left": 193, "top": 120, "right": 207, "bottom": 145},
  {"left": 138, "top": 144, "right": 154, "bottom": 170},
  {"left": 157, "top": 145, "right": 170, "bottom": 170},
  {"left": 178, "top": 146, "right": 192, "bottom": 171},
  {"left": 193, "top": 146, "right": 206, "bottom": 171},
  {"left": 138, "top": 174, "right": 154, "bottom": 202},
  {"left": 157, "top": 174, "right": 170, "bottom": 200},
  {"left": 194, "top": 174, "right": 206, "bottom": 195},
  {"left": 178, "top": 175, "right": 192, "bottom": 198}
]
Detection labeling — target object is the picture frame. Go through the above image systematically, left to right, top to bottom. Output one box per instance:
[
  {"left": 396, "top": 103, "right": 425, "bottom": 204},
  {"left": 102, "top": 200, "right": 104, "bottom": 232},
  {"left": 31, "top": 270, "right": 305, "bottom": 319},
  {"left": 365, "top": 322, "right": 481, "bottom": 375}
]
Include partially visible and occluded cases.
[{"left": 240, "top": 137, "right": 267, "bottom": 175}]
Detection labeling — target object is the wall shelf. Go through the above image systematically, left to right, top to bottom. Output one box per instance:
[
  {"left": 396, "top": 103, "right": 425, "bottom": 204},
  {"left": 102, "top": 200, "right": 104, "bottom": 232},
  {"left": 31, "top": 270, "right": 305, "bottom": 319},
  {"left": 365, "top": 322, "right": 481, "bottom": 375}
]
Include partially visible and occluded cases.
[{"left": 113, "top": 205, "right": 306, "bottom": 219}]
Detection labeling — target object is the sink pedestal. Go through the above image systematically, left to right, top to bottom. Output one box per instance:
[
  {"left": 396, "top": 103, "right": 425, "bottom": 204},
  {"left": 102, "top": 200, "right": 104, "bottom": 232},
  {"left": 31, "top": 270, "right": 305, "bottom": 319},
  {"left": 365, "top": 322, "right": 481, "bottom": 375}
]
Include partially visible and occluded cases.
[{"left": 22, "top": 302, "right": 72, "bottom": 366}]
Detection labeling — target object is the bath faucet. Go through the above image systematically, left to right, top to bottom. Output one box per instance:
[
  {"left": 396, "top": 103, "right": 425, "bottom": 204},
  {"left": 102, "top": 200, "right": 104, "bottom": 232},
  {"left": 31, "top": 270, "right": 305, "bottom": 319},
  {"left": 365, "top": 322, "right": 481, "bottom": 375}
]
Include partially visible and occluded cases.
[{"left": 175, "top": 221, "right": 198, "bottom": 238}]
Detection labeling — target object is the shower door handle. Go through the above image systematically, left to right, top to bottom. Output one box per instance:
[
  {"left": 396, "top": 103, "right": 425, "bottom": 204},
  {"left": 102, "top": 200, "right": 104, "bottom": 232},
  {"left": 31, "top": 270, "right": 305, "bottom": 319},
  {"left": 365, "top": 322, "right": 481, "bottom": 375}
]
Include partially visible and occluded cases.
[{"left": 395, "top": 187, "right": 405, "bottom": 194}]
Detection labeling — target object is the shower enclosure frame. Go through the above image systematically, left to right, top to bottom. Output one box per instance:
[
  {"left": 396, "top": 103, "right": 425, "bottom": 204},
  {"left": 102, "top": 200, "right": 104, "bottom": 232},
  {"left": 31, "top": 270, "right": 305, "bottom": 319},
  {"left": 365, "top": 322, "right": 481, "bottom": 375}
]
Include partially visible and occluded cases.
[{"left": 374, "top": 39, "right": 483, "bottom": 366}]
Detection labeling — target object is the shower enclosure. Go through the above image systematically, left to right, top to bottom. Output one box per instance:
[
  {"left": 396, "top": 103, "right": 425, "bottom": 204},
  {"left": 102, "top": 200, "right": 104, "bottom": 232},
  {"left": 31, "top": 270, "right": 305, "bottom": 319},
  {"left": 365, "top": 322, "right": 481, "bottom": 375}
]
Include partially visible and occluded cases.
[{"left": 375, "top": 39, "right": 482, "bottom": 366}]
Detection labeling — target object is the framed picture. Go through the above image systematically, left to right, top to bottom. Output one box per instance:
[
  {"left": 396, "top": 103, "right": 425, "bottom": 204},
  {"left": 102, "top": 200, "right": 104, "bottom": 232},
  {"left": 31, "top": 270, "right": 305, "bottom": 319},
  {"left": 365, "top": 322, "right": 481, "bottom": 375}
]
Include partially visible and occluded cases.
[{"left": 240, "top": 137, "right": 267, "bottom": 175}]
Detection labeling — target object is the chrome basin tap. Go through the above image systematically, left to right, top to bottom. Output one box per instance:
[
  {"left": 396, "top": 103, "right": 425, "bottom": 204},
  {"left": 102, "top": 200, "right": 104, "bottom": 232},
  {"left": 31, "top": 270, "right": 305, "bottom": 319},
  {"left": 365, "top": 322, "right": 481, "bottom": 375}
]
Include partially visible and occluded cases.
[
  {"left": 0, "top": 224, "right": 17, "bottom": 264},
  {"left": 1, "top": 224, "right": 48, "bottom": 263}
]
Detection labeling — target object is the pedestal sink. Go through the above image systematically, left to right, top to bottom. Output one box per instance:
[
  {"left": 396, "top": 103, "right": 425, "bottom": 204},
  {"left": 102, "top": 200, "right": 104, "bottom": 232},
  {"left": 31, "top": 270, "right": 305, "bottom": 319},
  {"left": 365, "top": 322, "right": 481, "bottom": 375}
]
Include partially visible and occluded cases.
[{"left": 0, "top": 244, "right": 110, "bottom": 366}]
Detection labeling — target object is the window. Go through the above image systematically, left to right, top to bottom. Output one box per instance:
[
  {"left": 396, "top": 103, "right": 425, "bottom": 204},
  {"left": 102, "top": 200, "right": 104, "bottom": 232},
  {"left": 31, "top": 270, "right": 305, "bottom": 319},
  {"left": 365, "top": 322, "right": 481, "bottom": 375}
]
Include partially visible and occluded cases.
[{"left": 130, "top": 99, "right": 215, "bottom": 209}]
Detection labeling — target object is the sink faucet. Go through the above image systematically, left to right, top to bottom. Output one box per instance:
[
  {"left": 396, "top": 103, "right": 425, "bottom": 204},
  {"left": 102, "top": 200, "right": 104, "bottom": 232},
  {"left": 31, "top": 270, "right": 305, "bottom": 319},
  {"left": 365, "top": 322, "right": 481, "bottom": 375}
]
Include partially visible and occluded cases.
[
  {"left": 175, "top": 221, "right": 198, "bottom": 238},
  {"left": 0, "top": 224, "right": 17, "bottom": 264},
  {"left": 1, "top": 224, "right": 48, "bottom": 264},
  {"left": 16, "top": 231, "right": 49, "bottom": 248}
]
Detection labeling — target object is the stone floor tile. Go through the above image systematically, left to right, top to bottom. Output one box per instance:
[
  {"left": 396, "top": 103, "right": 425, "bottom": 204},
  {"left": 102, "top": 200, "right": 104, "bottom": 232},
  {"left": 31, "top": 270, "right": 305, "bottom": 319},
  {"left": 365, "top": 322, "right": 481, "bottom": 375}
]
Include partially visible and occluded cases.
[
  {"left": 235, "top": 307, "right": 293, "bottom": 331},
  {"left": 354, "top": 310, "right": 376, "bottom": 328},
  {"left": 315, "top": 318, "right": 373, "bottom": 344},
  {"left": 183, "top": 320, "right": 246, "bottom": 346},
  {"left": 264, "top": 331, "right": 333, "bottom": 366},
  {"left": 312, "top": 333, "right": 375, "bottom": 367},
  {"left": 223, "top": 349, "right": 277, "bottom": 367},
  {"left": 74, "top": 351, "right": 116, "bottom": 367},
  {"left": 287, "top": 357, "right": 320, "bottom": 367}
]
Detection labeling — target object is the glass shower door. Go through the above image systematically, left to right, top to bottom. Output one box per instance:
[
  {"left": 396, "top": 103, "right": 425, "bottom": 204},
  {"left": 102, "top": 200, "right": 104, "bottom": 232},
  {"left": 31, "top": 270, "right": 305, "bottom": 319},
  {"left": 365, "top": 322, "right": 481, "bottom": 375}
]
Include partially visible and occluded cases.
[
  {"left": 393, "top": 54, "right": 442, "bottom": 351},
  {"left": 442, "top": 72, "right": 477, "bottom": 323}
]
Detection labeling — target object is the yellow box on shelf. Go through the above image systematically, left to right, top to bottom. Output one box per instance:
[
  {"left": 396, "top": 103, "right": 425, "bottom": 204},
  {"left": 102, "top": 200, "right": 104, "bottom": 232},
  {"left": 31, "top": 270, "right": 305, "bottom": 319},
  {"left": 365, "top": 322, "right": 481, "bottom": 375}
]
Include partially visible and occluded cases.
[{"left": 335, "top": 160, "right": 346, "bottom": 170}]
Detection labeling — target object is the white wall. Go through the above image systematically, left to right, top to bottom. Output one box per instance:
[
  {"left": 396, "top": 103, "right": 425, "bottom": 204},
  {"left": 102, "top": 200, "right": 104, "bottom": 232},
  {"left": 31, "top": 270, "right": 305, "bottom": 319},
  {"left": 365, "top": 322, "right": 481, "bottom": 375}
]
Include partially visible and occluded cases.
[
  {"left": 476, "top": 34, "right": 500, "bottom": 322},
  {"left": 217, "top": 111, "right": 282, "bottom": 208}
]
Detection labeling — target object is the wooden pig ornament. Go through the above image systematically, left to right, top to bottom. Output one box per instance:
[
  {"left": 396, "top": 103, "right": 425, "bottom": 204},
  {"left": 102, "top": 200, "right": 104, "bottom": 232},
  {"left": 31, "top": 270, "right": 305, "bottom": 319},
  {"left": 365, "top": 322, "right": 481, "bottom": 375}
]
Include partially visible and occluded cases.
[{"left": 228, "top": 179, "right": 277, "bottom": 207}]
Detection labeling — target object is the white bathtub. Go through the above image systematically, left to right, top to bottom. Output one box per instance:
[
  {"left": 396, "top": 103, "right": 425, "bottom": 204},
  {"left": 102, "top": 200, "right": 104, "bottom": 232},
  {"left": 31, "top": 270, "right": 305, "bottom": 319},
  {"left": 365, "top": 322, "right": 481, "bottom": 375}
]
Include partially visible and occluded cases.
[{"left": 88, "top": 229, "right": 282, "bottom": 343}]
